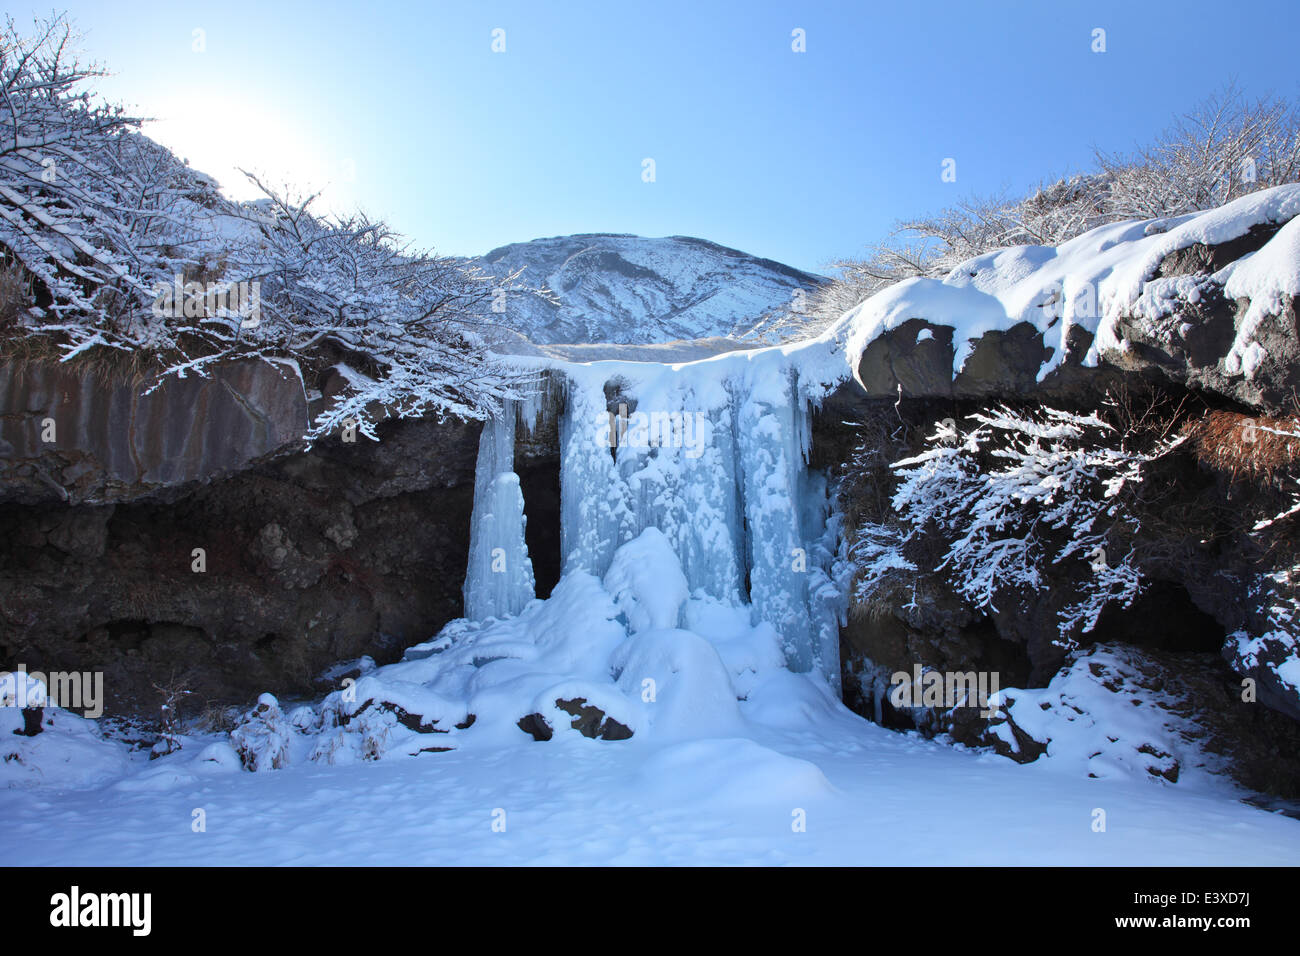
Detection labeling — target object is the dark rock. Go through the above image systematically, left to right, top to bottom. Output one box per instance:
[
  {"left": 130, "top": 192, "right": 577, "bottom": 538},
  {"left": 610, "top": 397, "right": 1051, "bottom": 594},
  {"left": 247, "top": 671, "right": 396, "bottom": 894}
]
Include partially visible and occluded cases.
[
  {"left": 1154, "top": 221, "right": 1283, "bottom": 278},
  {"left": 0, "top": 358, "right": 309, "bottom": 505},
  {"left": 0, "top": 395, "right": 486, "bottom": 716},
  {"left": 555, "top": 697, "right": 634, "bottom": 740},
  {"left": 518, "top": 698, "right": 634, "bottom": 742},
  {"left": 17, "top": 706, "right": 43, "bottom": 737},
  {"left": 516, "top": 712, "right": 553, "bottom": 741}
]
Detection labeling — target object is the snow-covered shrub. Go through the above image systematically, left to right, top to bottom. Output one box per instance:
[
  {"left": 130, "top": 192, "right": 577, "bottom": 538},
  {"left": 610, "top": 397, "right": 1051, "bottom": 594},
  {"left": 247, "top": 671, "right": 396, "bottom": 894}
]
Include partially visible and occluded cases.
[
  {"left": 803, "top": 85, "right": 1300, "bottom": 337},
  {"left": 888, "top": 405, "right": 1183, "bottom": 648},
  {"left": 845, "top": 520, "right": 915, "bottom": 610},
  {"left": 308, "top": 677, "right": 472, "bottom": 764},
  {"left": 228, "top": 694, "right": 293, "bottom": 772},
  {"left": 194, "top": 741, "right": 241, "bottom": 772}
]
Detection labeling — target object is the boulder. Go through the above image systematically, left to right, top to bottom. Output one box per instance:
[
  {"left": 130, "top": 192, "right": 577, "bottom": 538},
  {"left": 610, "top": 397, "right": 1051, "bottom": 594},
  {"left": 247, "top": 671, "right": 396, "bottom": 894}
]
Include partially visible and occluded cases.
[{"left": 518, "top": 697, "right": 634, "bottom": 742}]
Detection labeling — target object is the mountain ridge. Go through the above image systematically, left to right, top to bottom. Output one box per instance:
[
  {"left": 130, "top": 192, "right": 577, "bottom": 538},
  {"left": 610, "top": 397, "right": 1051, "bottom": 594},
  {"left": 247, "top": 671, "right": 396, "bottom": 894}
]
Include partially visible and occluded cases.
[{"left": 475, "top": 233, "right": 826, "bottom": 345}]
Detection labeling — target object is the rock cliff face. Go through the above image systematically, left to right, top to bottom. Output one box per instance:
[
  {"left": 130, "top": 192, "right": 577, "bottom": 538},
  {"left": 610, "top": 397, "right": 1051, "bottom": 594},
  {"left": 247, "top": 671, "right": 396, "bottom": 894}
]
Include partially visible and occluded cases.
[
  {"left": 840, "top": 189, "right": 1300, "bottom": 415},
  {"left": 820, "top": 193, "right": 1300, "bottom": 793},
  {"left": 0, "top": 358, "right": 310, "bottom": 505},
  {"left": 0, "top": 378, "right": 487, "bottom": 714}
]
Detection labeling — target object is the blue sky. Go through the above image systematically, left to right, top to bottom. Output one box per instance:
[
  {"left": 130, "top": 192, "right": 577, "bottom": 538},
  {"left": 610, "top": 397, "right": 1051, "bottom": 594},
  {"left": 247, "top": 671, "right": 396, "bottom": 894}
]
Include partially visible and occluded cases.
[{"left": 38, "top": 0, "right": 1300, "bottom": 273}]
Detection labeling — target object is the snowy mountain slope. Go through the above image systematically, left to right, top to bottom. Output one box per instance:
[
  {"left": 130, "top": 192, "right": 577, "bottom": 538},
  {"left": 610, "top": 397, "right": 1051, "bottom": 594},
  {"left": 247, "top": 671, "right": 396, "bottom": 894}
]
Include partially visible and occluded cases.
[{"left": 477, "top": 234, "right": 826, "bottom": 344}]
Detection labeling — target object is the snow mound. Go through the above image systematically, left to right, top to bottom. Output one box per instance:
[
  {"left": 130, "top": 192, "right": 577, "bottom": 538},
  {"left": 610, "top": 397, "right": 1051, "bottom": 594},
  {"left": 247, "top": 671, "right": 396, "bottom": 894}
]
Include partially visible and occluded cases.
[
  {"left": 603, "top": 528, "right": 690, "bottom": 633},
  {"left": 609, "top": 629, "right": 744, "bottom": 739},
  {"left": 987, "top": 645, "right": 1227, "bottom": 787},
  {"left": 0, "top": 700, "right": 129, "bottom": 789},
  {"left": 634, "top": 738, "right": 836, "bottom": 807}
]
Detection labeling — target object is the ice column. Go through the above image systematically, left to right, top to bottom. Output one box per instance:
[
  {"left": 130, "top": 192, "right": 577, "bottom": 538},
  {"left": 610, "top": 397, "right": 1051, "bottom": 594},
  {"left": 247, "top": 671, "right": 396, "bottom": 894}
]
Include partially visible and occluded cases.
[
  {"left": 735, "top": 372, "right": 816, "bottom": 673},
  {"left": 558, "top": 375, "right": 636, "bottom": 578},
  {"left": 463, "top": 401, "right": 536, "bottom": 620}
]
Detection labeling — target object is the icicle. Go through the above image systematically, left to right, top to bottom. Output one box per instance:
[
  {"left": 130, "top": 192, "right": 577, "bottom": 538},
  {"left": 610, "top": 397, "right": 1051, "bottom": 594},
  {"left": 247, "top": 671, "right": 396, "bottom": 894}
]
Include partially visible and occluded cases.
[
  {"left": 516, "top": 369, "right": 562, "bottom": 438},
  {"left": 463, "top": 400, "right": 536, "bottom": 620}
]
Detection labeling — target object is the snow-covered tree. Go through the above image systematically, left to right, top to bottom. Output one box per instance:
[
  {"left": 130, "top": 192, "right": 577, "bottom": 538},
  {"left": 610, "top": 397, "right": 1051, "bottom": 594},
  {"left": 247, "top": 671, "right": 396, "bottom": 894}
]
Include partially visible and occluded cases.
[
  {"left": 0, "top": 13, "right": 152, "bottom": 327},
  {"left": 1, "top": 13, "right": 534, "bottom": 440},
  {"left": 152, "top": 173, "right": 535, "bottom": 441},
  {"left": 887, "top": 406, "right": 1183, "bottom": 648}
]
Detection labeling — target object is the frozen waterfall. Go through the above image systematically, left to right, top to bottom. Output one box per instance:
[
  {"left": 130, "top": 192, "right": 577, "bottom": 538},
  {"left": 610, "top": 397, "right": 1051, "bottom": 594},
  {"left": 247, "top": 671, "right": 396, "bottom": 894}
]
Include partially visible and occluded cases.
[
  {"left": 462, "top": 361, "right": 845, "bottom": 688},
  {"left": 462, "top": 399, "right": 537, "bottom": 621}
]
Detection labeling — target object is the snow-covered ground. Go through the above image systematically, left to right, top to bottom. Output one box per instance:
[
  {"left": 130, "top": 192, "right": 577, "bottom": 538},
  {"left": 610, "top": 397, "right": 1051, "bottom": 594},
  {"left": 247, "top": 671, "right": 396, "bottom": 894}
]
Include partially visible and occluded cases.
[
  {"left": 5, "top": 530, "right": 1298, "bottom": 866},
  {"left": 4, "top": 704, "right": 1298, "bottom": 865}
]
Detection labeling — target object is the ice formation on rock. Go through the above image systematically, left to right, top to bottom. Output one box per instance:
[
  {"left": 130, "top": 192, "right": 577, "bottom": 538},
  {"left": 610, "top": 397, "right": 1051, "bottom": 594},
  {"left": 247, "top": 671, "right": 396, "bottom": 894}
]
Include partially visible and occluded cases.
[
  {"left": 464, "top": 352, "right": 846, "bottom": 689},
  {"left": 462, "top": 400, "right": 537, "bottom": 621}
]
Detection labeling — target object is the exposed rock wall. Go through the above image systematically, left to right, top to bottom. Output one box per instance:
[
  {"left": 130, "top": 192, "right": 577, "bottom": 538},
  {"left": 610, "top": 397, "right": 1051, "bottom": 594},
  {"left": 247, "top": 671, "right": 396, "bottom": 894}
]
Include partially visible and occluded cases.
[
  {"left": 824, "top": 208, "right": 1300, "bottom": 795},
  {"left": 0, "top": 358, "right": 310, "bottom": 505},
  {"left": 0, "top": 360, "right": 486, "bottom": 715}
]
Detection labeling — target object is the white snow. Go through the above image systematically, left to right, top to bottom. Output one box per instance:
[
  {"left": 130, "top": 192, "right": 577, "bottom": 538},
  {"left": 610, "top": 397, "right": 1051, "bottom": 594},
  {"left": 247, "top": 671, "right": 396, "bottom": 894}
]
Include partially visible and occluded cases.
[
  {"left": 820, "top": 183, "right": 1300, "bottom": 386},
  {"left": 1221, "top": 214, "right": 1300, "bottom": 377},
  {"left": 603, "top": 528, "right": 690, "bottom": 633},
  {"left": 989, "top": 645, "right": 1227, "bottom": 786},
  {"left": 1, "top": 683, "right": 129, "bottom": 790},
  {"left": 4, "top": 697, "right": 1297, "bottom": 864}
]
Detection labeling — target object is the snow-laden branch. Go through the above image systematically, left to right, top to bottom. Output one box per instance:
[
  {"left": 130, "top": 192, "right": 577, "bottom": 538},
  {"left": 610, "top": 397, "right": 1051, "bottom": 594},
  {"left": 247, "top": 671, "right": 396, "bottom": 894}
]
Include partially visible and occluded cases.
[
  {"left": 0, "top": 13, "right": 535, "bottom": 438},
  {"left": 887, "top": 405, "right": 1183, "bottom": 647}
]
